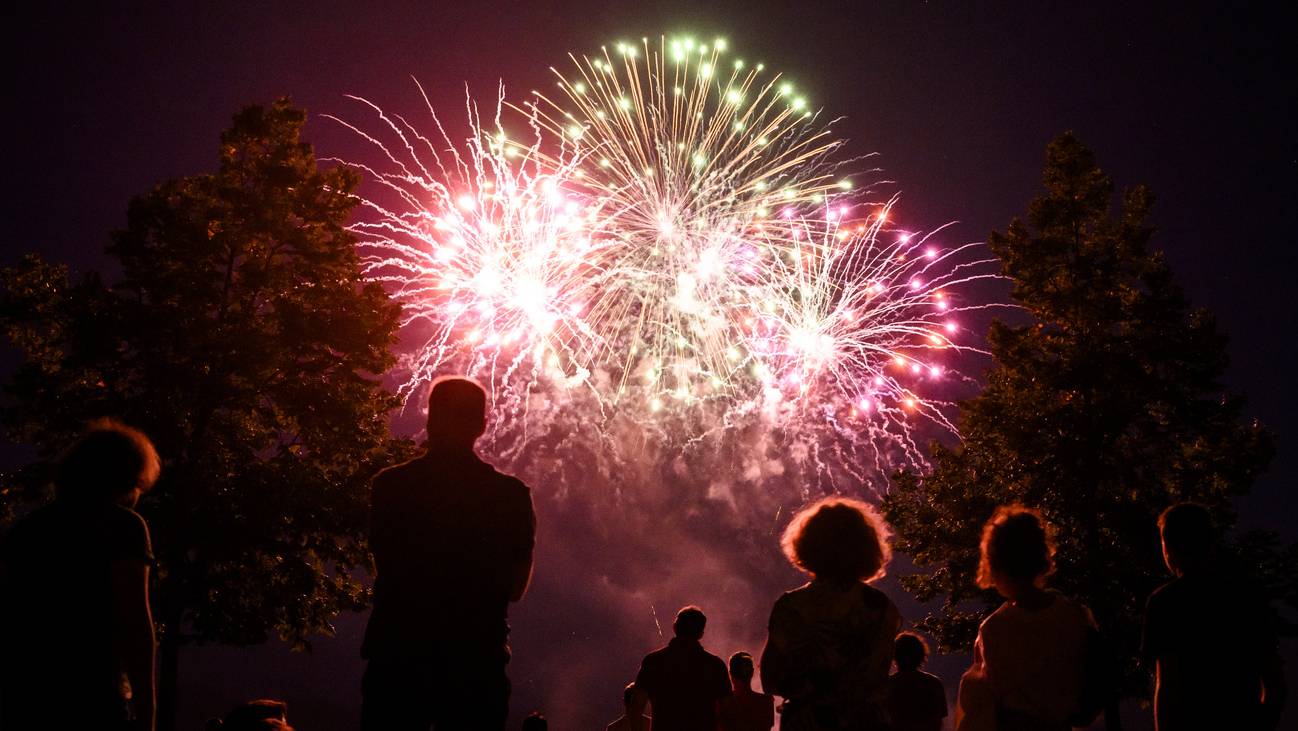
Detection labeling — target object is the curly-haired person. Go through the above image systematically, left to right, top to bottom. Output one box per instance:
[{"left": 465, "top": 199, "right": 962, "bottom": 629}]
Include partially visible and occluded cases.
[
  {"left": 1, "top": 419, "right": 161, "bottom": 731},
  {"left": 760, "top": 497, "right": 901, "bottom": 731},
  {"left": 955, "top": 505, "right": 1098, "bottom": 731}
]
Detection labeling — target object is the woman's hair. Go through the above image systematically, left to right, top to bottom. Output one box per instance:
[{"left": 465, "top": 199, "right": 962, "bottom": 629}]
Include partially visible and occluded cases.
[
  {"left": 55, "top": 418, "right": 161, "bottom": 501},
  {"left": 781, "top": 497, "right": 892, "bottom": 583},
  {"left": 975, "top": 504, "right": 1056, "bottom": 589}
]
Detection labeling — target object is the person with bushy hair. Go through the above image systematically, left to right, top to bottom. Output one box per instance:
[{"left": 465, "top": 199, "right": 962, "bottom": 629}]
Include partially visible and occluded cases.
[
  {"left": 1, "top": 419, "right": 161, "bottom": 731},
  {"left": 760, "top": 497, "right": 901, "bottom": 730},
  {"left": 1142, "top": 502, "right": 1286, "bottom": 730},
  {"left": 955, "top": 505, "right": 1097, "bottom": 731}
]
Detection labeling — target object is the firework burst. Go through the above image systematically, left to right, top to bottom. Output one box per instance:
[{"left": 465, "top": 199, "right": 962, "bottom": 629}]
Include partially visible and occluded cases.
[{"left": 329, "top": 35, "right": 1001, "bottom": 483}]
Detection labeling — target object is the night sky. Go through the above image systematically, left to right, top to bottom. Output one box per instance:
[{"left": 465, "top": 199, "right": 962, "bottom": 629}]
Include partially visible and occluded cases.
[{"left": 5, "top": 2, "right": 1296, "bottom": 729}]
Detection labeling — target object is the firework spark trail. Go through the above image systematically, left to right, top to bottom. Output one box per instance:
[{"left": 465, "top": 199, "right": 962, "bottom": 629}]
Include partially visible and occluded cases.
[{"left": 329, "top": 35, "right": 1005, "bottom": 485}]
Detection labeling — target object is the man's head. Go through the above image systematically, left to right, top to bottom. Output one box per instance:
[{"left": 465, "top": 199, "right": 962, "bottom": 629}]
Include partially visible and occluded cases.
[
  {"left": 426, "top": 376, "right": 487, "bottom": 448},
  {"left": 56, "top": 418, "right": 161, "bottom": 507},
  {"left": 1159, "top": 502, "right": 1215, "bottom": 575},
  {"left": 673, "top": 605, "right": 706, "bottom": 640},
  {"left": 893, "top": 632, "right": 929, "bottom": 672},
  {"left": 729, "top": 652, "right": 755, "bottom": 685},
  {"left": 521, "top": 712, "right": 547, "bottom": 731}
]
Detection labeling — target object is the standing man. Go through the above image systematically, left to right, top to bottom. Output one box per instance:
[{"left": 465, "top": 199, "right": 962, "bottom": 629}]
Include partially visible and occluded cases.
[
  {"left": 361, "top": 377, "right": 536, "bottom": 731},
  {"left": 1141, "top": 502, "right": 1286, "bottom": 730},
  {"left": 630, "top": 606, "right": 732, "bottom": 731}
]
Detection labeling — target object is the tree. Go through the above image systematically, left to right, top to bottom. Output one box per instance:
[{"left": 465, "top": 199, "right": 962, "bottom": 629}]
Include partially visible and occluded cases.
[
  {"left": 1, "top": 99, "right": 412, "bottom": 729},
  {"left": 882, "top": 133, "right": 1282, "bottom": 696}
]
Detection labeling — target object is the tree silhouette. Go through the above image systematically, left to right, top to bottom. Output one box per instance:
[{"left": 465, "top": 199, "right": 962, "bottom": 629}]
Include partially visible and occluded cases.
[
  {"left": 1, "top": 99, "right": 412, "bottom": 729},
  {"left": 883, "top": 133, "right": 1285, "bottom": 696}
]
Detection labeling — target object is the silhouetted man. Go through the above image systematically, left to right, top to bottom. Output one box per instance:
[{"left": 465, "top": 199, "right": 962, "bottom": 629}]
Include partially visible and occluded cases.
[
  {"left": 361, "top": 377, "right": 536, "bottom": 731},
  {"left": 1142, "top": 502, "right": 1287, "bottom": 730},
  {"left": 630, "top": 606, "right": 731, "bottom": 731}
]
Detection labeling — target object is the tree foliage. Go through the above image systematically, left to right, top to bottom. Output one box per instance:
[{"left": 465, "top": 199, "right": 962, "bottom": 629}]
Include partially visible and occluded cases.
[
  {"left": 1, "top": 99, "right": 412, "bottom": 724},
  {"left": 882, "top": 133, "right": 1282, "bottom": 693}
]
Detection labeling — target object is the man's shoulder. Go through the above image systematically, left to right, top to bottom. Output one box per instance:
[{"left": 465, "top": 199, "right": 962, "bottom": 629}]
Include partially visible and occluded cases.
[
  {"left": 375, "top": 453, "right": 529, "bottom": 490},
  {"left": 377, "top": 453, "right": 431, "bottom": 479},
  {"left": 371, "top": 455, "right": 428, "bottom": 492},
  {"left": 471, "top": 456, "right": 529, "bottom": 491},
  {"left": 486, "top": 465, "right": 530, "bottom": 498},
  {"left": 12, "top": 502, "right": 144, "bottom": 535},
  {"left": 104, "top": 503, "right": 149, "bottom": 530},
  {"left": 1146, "top": 576, "right": 1186, "bottom": 614},
  {"left": 860, "top": 581, "right": 892, "bottom": 607},
  {"left": 771, "top": 582, "right": 813, "bottom": 611},
  {"left": 1046, "top": 591, "right": 1096, "bottom": 627},
  {"left": 979, "top": 600, "right": 1013, "bottom": 633},
  {"left": 642, "top": 642, "right": 672, "bottom": 663},
  {"left": 702, "top": 647, "right": 729, "bottom": 673},
  {"left": 889, "top": 668, "right": 938, "bottom": 687},
  {"left": 918, "top": 669, "right": 944, "bottom": 689}
]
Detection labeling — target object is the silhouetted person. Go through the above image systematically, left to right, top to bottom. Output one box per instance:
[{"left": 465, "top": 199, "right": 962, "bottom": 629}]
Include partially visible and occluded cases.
[
  {"left": 361, "top": 377, "right": 536, "bottom": 731},
  {"left": 0, "top": 419, "right": 160, "bottom": 731},
  {"left": 761, "top": 497, "right": 901, "bottom": 730},
  {"left": 1142, "top": 502, "right": 1287, "bottom": 730},
  {"left": 955, "top": 505, "right": 1096, "bottom": 731},
  {"left": 630, "top": 606, "right": 731, "bottom": 731},
  {"left": 886, "top": 633, "right": 947, "bottom": 731},
  {"left": 718, "top": 652, "right": 775, "bottom": 731},
  {"left": 606, "top": 683, "right": 650, "bottom": 731},
  {"left": 521, "top": 711, "right": 546, "bottom": 731}
]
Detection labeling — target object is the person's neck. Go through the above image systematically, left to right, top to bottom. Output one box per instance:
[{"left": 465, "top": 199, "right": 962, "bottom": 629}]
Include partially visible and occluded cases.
[
  {"left": 425, "top": 439, "right": 476, "bottom": 454},
  {"left": 1007, "top": 585, "right": 1052, "bottom": 610},
  {"left": 731, "top": 680, "right": 753, "bottom": 694}
]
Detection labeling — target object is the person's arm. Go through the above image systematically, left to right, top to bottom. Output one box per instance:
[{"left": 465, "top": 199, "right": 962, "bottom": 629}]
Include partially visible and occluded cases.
[
  {"left": 508, "top": 486, "right": 536, "bottom": 602},
  {"left": 111, "top": 559, "right": 155, "bottom": 731},
  {"left": 760, "top": 600, "right": 791, "bottom": 698},
  {"left": 869, "top": 600, "right": 903, "bottom": 680},
  {"left": 955, "top": 631, "right": 995, "bottom": 731},
  {"left": 1260, "top": 649, "right": 1287, "bottom": 729},
  {"left": 1153, "top": 656, "right": 1187, "bottom": 731},
  {"left": 713, "top": 662, "right": 731, "bottom": 731},
  {"left": 936, "top": 675, "right": 950, "bottom": 718},
  {"left": 629, "top": 685, "right": 650, "bottom": 719}
]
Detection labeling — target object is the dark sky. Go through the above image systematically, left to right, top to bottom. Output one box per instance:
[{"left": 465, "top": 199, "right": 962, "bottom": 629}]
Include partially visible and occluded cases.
[{"left": 5, "top": 1, "right": 1296, "bottom": 729}]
